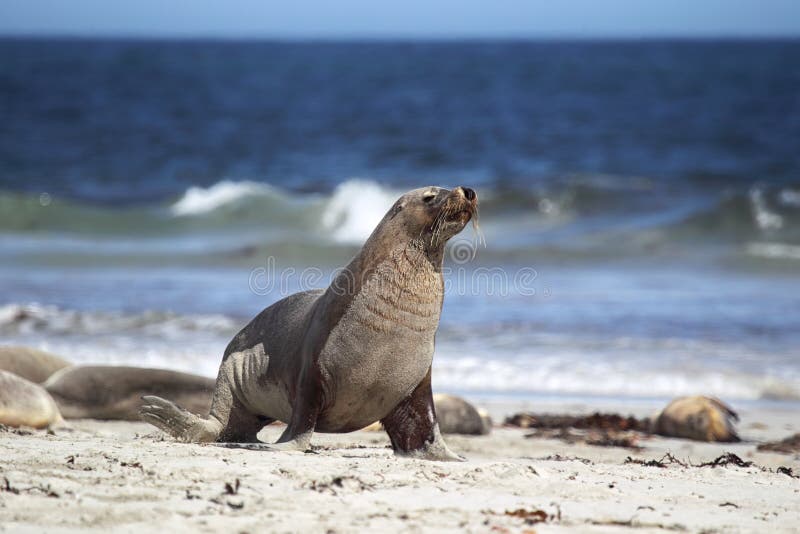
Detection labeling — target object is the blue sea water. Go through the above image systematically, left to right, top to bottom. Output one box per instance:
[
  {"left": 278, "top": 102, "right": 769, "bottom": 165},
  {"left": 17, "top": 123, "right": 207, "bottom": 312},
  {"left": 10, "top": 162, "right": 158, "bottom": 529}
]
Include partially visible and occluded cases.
[{"left": 1, "top": 38, "right": 799, "bottom": 402}]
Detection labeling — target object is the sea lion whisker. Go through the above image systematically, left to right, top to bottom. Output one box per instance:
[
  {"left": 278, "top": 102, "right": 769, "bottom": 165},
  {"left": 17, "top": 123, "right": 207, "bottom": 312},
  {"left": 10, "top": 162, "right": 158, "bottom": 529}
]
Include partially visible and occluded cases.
[{"left": 471, "top": 205, "right": 486, "bottom": 248}]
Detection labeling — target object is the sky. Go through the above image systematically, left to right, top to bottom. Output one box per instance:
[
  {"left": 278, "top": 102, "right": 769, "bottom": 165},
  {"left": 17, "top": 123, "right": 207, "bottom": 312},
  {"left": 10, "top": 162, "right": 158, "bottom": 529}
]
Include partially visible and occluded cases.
[{"left": 1, "top": 0, "right": 799, "bottom": 39}]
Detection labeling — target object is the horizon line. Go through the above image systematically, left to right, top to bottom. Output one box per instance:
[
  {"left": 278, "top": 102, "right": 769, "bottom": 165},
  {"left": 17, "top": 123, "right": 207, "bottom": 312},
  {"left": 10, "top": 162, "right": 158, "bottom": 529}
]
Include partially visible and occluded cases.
[{"left": 1, "top": 31, "right": 799, "bottom": 42}]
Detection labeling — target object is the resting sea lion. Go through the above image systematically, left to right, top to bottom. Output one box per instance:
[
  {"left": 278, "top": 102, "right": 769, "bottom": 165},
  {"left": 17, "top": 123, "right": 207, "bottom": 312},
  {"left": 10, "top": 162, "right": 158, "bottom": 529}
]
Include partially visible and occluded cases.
[
  {"left": 141, "top": 185, "right": 478, "bottom": 461},
  {"left": 0, "top": 346, "right": 71, "bottom": 383},
  {"left": 44, "top": 366, "right": 215, "bottom": 420},
  {"left": 0, "top": 370, "right": 63, "bottom": 428},
  {"left": 361, "top": 394, "right": 492, "bottom": 435},
  {"left": 433, "top": 394, "right": 491, "bottom": 435},
  {"left": 652, "top": 396, "right": 739, "bottom": 442}
]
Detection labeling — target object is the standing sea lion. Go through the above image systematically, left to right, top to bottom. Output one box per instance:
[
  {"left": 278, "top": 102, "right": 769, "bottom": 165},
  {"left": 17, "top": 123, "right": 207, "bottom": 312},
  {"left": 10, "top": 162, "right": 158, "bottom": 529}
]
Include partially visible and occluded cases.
[
  {"left": 141, "top": 186, "right": 478, "bottom": 461},
  {"left": 0, "top": 346, "right": 71, "bottom": 383},
  {"left": 45, "top": 366, "right": 215, "bottom": 420},
  {"left": 0, "top": 370, "right": 63, "bottom": 428}
]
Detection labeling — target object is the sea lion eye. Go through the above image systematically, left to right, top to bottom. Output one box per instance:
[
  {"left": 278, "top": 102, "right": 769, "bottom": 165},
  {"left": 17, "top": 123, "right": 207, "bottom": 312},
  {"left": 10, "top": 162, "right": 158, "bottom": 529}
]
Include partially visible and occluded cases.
[{"left": 422, "top": 191, "right": 436, "bottom": 203}]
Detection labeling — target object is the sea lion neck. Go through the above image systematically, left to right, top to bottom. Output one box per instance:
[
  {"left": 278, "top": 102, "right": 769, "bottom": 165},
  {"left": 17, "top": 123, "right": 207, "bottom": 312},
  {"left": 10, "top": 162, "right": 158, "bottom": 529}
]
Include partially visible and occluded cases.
[
  {"left": 328, "top": 234, "right": 443, "bottom": 303},
  {"left": 358, "top": 236, "right": 444, "bottom": 279}
]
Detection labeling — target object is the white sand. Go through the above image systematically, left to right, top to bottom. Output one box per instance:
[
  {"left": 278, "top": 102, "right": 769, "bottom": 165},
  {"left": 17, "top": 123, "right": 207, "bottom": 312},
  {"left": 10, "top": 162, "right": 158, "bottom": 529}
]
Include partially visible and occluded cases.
[{"left": 1, "top": 402, "right": 798, "bottom": 533}]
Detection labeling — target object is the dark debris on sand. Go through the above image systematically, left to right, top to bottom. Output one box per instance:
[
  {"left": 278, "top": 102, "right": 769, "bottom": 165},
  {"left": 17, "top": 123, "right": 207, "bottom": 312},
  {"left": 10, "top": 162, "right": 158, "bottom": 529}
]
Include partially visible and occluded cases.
[
  {"left": 509, "top": 411, "right": 649, "bottom": 450},
  {"left": 505, "top": 412, "right": 647, "bottom": 431},
  {"left": 757, "top": 433, "right": 800, "bottom": 454},
  {"left": 625, "top": 452, "right": 799, "bottom": 480},
  {"left": 625, "top": 453, "right": 688, "bottom": 468},
  {"left": 625, "top": 453, "right": 754, "bottom": 469},
  {"left": 698, "top": 453, "right": 753, "bottom": 468},
  {"left": 776, "top": 466, "right": 799, "bottom": 479},
  {"left": 304, "top": 475, "right": 375, "bottom": 495},
  {"left": 2, "top": 477, "right": 60, "bottom": 498},
  {"left": 483, "top": 505, "right": 561, "bottom": 527}
]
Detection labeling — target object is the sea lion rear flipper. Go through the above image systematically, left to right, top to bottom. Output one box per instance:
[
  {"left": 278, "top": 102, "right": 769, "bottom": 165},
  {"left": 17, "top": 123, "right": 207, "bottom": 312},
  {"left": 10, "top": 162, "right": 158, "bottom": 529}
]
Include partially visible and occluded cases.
[
  {"left": 381, "top": 368, "right": 465, "bottom": 462},
  {"left": 140, "top": 395, "right": 221, "bottom": 442},
  {"left": 707, "top": 396, "right": 739, "bottom": 421}
]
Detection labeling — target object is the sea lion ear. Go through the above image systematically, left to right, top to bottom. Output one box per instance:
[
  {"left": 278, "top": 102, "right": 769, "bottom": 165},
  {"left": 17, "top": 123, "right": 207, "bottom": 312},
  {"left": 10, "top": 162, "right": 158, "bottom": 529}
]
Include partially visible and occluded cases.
[{"left": 387, "top": 200, "right": 404, "bottom": 219}]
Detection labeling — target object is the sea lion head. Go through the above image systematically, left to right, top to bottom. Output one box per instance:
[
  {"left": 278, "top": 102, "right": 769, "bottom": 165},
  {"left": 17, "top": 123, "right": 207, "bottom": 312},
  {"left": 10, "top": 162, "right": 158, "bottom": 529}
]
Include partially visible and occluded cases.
[{"left": 377, "top": 186, "right": 478, "bottom": 250}]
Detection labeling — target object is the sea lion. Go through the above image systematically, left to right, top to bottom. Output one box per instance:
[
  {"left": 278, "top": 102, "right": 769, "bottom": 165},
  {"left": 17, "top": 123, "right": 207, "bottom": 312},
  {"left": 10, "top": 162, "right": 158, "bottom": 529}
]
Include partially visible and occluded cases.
[
  {"left": 141, "top": 185, "right": 478, "bottom": 461},
  {"left": 0, "top": 346, "right": 71, "bottom": 383},
  {"left": 44, "top": 366, "right": 215, "bottom": 420},
  {"left": 0, "top": 370, "right": 63, "bottom": 428},
  {"left": 361, "top": 394, "right": 492, "bottom": 435},
  {"left": 432, "top": 394, "right": 491, "bottom": 435},
  {"left": 652, "top": 396, "right": 739, "bottom": 442}
]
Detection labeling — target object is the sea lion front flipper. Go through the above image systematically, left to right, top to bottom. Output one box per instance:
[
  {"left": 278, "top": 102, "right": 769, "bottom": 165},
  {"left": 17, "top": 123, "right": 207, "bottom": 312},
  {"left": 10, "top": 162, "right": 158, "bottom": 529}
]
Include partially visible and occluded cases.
[
  {"left": 264, "top": 364, "right": 323, "bottom": 452},
  {"left": 381, "top": 368, "right": 465, "bottom": 462}
]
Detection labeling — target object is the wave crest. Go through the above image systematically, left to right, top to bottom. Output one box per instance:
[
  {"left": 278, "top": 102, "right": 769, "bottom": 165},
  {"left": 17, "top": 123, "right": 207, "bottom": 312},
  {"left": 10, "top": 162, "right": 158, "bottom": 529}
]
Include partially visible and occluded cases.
[
  {"left": 321, "top": 179, "right": 399, "bottom": 243},
  {"left": 170, "top": 180, "right": 280, "bottom": 216}
]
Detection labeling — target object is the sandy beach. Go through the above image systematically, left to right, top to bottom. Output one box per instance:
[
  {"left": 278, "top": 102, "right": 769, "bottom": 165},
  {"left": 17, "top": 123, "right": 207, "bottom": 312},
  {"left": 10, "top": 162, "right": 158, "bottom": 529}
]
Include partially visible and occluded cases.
[{"left": 2, "top": 400, "right": 798, "bottom": 533}]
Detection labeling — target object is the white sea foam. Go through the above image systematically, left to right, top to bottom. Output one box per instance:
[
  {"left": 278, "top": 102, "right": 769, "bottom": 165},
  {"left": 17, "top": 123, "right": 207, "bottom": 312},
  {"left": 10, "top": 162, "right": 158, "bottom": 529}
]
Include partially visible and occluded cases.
[
  {"left": 321, "top": 179, "right": 399, "bottom": 244},
  {"left": 171, "top": 180, "right": 279, "bottom": 216},
  {"left": 749, "top": 187, "right": 783, "bottom": 230},
  {"left": 746, "top": 242, "right": 800, "bottom": 261},
  {"left": 5, "top": 302, "right": 799, "bottom": 401},
  {"left": 0, "top": 303, "right": 238, "bottom": 337},
  {"left": 432, "top": 353, "right": 800, "bottom": 401}
]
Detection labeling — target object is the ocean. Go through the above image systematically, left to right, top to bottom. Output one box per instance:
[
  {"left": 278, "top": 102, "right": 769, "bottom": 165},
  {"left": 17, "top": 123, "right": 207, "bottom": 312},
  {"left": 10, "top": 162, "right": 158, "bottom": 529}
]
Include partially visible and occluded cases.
[{"left": 1, "top": 38, "right": 799, "bottom": 404}]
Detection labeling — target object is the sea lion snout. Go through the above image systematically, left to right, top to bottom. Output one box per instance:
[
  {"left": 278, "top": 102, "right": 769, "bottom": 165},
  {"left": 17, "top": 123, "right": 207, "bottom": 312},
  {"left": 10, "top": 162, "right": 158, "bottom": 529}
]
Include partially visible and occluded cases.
[
  {"left": 443, "top": 186, "right": 477, "bottom": 224},
  {"left": 458, "top": 186, "right": 476, "bottom": 202}
]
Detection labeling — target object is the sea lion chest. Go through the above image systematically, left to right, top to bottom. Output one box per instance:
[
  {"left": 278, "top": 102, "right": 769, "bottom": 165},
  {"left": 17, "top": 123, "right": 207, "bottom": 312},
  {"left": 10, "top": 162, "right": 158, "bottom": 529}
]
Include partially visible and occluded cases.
[{"left": 317, "top": 251, "right": 443, "bottom": 432}]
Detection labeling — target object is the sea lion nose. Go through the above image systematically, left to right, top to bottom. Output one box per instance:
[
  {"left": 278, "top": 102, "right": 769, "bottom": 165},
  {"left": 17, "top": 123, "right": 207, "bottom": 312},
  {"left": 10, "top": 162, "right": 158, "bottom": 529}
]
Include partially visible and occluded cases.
[{"left": 460, "top": 187, "right": 476, "bottom": 201}]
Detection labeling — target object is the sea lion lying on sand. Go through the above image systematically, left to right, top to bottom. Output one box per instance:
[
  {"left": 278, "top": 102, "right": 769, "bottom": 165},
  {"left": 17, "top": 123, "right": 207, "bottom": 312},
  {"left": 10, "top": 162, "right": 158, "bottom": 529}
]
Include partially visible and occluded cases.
[
  {"left": 141, "top": 186, "right": 478, "bottom": 461},
  {"left": 0, "top": 346, "right": 71, "bottom": 383},
  {"left": 45, "top": 366, "right": 215, "bottom": 420},
  {"left": 0, "top": 370, "right": 63, "bottom": 428},
  {"left": 362, "top": 394, "right": 492, "bottom": 435},
  {"left": 432, "top": 394, "right": 492, "bottom": 435},
  {"left": 504, "top": 395, "right": 739, "bottom": 444},
  {"left": 652, "top": 396, "right": 739, "bottom": 442}
]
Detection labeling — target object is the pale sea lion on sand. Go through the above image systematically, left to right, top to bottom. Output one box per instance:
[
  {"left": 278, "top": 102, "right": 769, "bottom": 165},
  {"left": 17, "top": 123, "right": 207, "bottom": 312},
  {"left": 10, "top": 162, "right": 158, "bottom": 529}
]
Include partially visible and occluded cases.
[
  {"left": 141, "top": 186, "right": 478, "bottom": 461},
  {"left": 0, "top": 345, "right": 71, "bottom": 383},
  {"left": 44, "top": 366, "right": 215, "bottom": 420},
  {"left": 0, "top": 370, "right": 63, "bottom": 428},
  {"left": 362, "top": 394, "right": 492, "bottom": 435},
  {"left": 433, "top": 394, "right": 491, "bottom": 435},
  {"left": 652, "top": 396, "right": 739, "bottom": 442}
]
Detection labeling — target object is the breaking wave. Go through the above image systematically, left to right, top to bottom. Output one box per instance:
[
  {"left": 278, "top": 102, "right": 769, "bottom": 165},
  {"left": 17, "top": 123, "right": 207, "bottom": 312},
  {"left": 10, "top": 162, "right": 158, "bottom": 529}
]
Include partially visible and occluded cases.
[
  {"left": 1, "top": 177, "right": 799, "bottom": 267},
  {"left": 320, "top": 179, "right": 400, "bottom": 243},
  {"left": 170, "top": 180, "right": 282, "bottom": 216}
]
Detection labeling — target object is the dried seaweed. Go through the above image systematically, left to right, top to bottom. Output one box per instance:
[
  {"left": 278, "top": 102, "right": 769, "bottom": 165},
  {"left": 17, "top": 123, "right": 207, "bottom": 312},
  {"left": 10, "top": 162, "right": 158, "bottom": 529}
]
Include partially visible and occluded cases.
[
  {"left": 506, "top": 412, "right": 647, "bottom": 431},
  {"left": 757, "top": 433, "right": 800, "bottom": 454},
  {"left": 624, "top": 453, "right": 688, "bottom": 468},
  {"left": 697, "top": 453, "right": 753, "bottom": 468},
  {"left": 538, "top": 454, "right": 593, "bottom": 464},
  {"left": 777, "top": 466, "right": 799, "bottom": 479},
  {"left": 304, "top": 475, "right": 374, "bottom": 494},
  {"left": 2, "top": 477, "right": 59, "bottom": 498},
  {"left": 224, "top": 479, "right": 240, "bottom": 495},
  {"left": 504, "top": 508, "right": 549, "bottom": 525}
]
